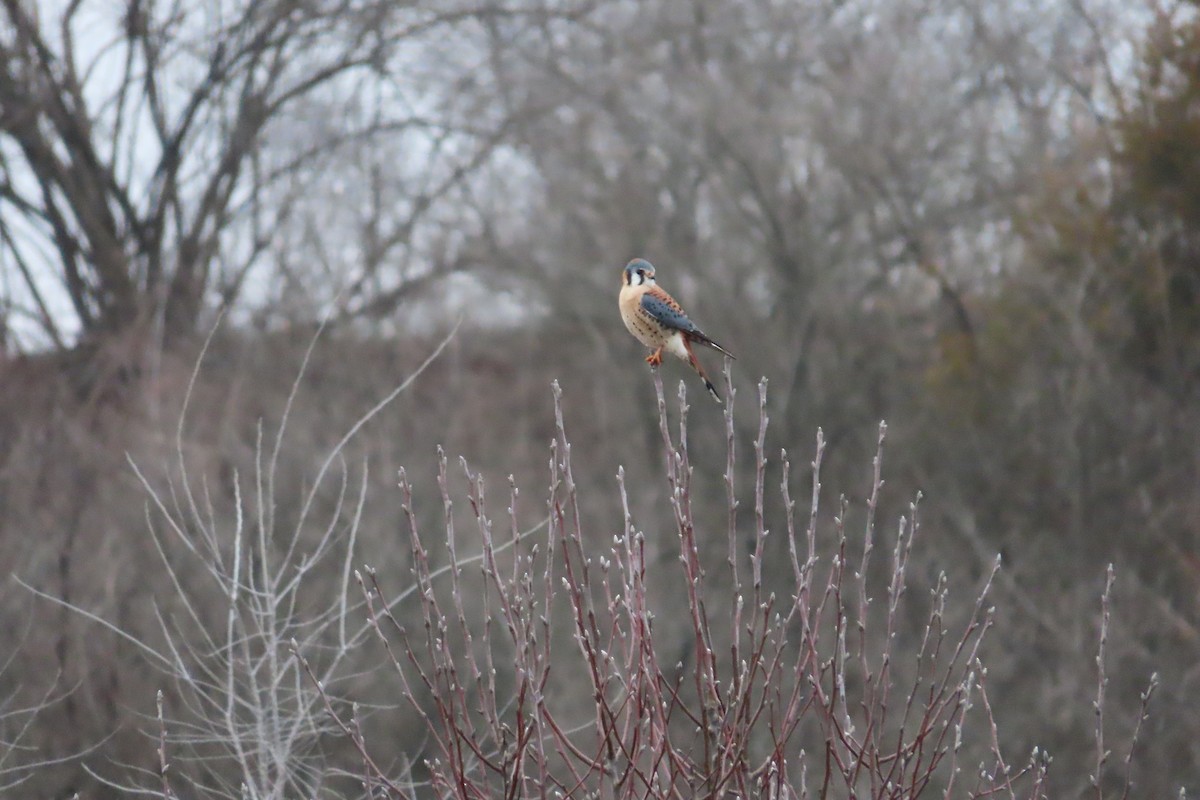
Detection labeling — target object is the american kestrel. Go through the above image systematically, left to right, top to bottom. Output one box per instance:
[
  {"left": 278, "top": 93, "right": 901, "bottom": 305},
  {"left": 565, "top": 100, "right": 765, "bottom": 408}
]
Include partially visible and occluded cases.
[{"left": 618, "top": 258, "right": 734, "bottom": 402}]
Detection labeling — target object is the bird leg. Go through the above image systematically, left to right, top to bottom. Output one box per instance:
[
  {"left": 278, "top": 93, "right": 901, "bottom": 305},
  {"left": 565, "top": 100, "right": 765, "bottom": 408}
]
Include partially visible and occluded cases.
[{"left": 645, "top": 347, "right": 664, "bottom": 366}]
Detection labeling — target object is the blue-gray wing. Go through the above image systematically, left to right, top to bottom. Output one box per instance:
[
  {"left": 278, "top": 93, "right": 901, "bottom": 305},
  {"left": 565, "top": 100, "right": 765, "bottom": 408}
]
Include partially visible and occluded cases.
[{"left": 640, "top": 292, "right": 700, "bottom": 334}]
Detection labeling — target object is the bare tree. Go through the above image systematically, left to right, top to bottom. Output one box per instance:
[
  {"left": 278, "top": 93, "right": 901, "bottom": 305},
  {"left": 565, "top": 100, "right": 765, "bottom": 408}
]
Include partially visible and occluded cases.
[{"left": 0, "top": 0, "right": 590, "bottom": 352}]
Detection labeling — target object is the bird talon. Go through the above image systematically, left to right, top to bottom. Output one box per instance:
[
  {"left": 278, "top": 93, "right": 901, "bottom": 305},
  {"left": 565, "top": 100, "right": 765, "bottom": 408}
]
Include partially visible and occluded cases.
[{"left": 645, "top": 349, "right": 664, "bottom": 366}]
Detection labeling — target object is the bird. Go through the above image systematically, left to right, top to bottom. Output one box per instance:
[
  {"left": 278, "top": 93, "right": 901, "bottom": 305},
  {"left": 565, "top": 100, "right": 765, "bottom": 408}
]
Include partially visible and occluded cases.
[{"left": 618, "top": 257, "right": 735, "bottom": 402}]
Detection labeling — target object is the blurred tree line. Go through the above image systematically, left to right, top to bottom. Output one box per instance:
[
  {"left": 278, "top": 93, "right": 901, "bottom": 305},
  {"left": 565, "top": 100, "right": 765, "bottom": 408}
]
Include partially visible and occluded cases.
[{"left": 1, "top": 0, "right": 1198, "bottom": 795}]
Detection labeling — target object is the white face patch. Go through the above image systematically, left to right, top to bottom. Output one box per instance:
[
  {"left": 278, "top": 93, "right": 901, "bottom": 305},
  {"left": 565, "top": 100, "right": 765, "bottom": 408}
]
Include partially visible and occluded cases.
[{"left": 627, "top": 268, "right": 655, "bottom": 287}]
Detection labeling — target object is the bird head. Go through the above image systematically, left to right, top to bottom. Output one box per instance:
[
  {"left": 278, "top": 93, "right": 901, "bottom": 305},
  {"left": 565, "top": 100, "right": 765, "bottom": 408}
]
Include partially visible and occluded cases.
[{"left": 623, "top": 258, "right": 656, "bottom": 287}]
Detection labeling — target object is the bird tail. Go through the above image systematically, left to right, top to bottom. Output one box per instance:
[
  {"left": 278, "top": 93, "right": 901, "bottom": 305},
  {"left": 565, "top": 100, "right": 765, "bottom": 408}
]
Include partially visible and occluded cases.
[
  {"left": 692, "top": 331, "right": 735, "bottom": 360},
  {"left": 683, "top": 338, "right": 722, "bottom": 403}
]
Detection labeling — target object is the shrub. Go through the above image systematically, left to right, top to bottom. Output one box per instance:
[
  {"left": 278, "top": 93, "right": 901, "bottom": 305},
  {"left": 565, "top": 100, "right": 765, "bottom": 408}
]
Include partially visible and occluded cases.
[{"left": 296, "top": 368, "right": 1151, "bottom": 798}]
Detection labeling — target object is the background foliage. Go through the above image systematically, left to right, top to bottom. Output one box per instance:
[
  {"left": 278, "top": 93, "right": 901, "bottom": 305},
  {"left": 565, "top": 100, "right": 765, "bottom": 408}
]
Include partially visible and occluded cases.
[{"left": 1, "top": 0, "right": 1197, "bottom": 795}]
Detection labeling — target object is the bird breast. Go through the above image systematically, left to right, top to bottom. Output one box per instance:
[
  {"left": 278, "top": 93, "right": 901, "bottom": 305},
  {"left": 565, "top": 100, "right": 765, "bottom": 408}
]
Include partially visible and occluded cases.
[{"left": 619, "top": 285, "right": 665, "bottom": 348}]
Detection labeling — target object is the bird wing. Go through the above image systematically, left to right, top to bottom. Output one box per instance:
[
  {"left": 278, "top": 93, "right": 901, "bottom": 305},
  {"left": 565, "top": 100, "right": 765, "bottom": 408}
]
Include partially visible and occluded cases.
[
  {"left": 639, "top": 289, "right": 700, "bottom": 334},
  {"left": 640, "top": 289, "right": 735, "bottom": 358}
]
